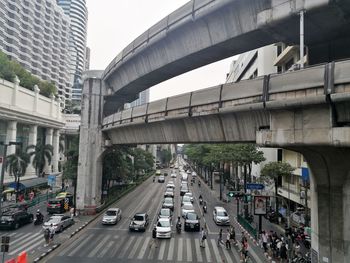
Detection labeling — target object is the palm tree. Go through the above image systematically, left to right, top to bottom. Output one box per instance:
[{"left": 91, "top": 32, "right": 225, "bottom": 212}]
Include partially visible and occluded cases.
[
  {"left": 27, "top": 142, "right": 53, "bottom": 177},
  {"left": 5, "top": 152, "right": 30, "bottom": 202}
]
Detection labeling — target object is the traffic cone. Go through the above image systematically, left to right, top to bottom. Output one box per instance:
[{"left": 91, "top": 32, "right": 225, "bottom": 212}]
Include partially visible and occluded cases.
[
  {"left": 17, "top": 251, "right": 27, "bottom": 263},
  {"left": 5, "top": 259, "right": 16, "bottom": 263}
]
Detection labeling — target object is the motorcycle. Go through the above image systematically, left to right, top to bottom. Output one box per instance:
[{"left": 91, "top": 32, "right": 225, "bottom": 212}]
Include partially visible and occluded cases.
[
  {"left": 153, "top": 177, "right": 155, "bottom": 182},
  {"left": 198, "top": 181, "right": 201, "bottom": 187},
  {"left": 199, "top": 197, "right": 203, "bottom": 206},
  {"left": 34, "top": 214, "right": 43, "bottom": 225},
  {"left": 176, "top": 222, "right": 182, "bottom": 234}
]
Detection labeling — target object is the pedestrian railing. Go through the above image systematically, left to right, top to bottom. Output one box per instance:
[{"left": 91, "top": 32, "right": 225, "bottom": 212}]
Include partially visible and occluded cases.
[{"left": 237, "top": 214, "right": 258, "bottom": 239}]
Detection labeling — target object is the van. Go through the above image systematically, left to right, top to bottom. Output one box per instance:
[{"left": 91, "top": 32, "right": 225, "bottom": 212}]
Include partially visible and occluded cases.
[{"left": 181, "top": 173, "right": 188, "bottom": 181}]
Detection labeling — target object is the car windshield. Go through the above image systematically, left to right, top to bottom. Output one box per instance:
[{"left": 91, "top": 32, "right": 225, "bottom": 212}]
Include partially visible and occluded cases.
[
  {"left": 166, "top": 188, "right": 173, "bottom": 192},
  {"left": 183, "top": 196, "right": 190, "bottom": 201},
  {"left": 164, "top": 198, "right": 173, "bottom": 204},
  {"left": 183, "top": 204, "right": 193, "bottom": 210},
  {"left": 160, "top": 209, "right": 170, "bottom": 216},
  {"left": 106, "top": 210, "right": 117, "bottom": 216},
  {"left": 217, "top": 211, "right": 228, "bottom": 217},
  {"left": 186, "top": 213, "right": 197, "bottom": 220},
  {"left": 134, "top": 215, "right": 145, "bottom": 221},
  {"left": 48, "top": 217, "right": 62, "bottom": 223},
  {"left": 157, "top": 220, "right": 170, "bottom": 227}
]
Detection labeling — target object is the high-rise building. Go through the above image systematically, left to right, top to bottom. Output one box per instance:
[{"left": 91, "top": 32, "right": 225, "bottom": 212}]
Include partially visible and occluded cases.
[
  {"left": 0, "top": 0, "right": 72, "bottom": 102},
  {"left": 56, "top": 0, "right": 88, "bottom": 103},
  {"left": 130, "top": 89, "right": 150, "bottom": 107}
]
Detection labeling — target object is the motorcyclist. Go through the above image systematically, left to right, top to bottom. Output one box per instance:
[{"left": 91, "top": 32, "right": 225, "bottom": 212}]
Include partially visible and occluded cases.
[
  {"left": 153, "top": 176, "right": 155, "bottom": 182},
  {"left": 198, "top": 181, "right": 201, "bottom": 187},
  {"left": 199, "top": 194, "right": 203, "bottom": 205},
  {"left": 203, "top": 201, "right": 207, "bottom": 213},
  {"left": 36, "top": 209, "right": 43, "bottom": 222},
  {"left": 176, "top": 216, "right": 182, "bottom": 233}
]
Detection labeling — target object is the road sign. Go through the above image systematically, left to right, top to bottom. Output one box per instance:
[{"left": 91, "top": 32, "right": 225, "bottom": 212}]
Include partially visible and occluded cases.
[
  {"left": 246, "top": 183, "right": 264, "bottom": 190},
  {"left": 1, "top": 236, "right": 10, "bottom": 252}
]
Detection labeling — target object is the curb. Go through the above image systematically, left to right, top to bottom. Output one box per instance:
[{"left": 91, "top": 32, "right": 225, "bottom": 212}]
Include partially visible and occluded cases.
[
  {"left": 70, "top": 220, "right": 92, "bottom": 237},
  {"left": 33, "top": 244, "right": 61, "bottom": 263}
]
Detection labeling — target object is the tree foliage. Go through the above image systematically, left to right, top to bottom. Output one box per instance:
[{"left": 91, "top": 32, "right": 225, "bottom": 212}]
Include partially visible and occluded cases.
[
  {"left": 0, "top": 50, "right": 56, "bottom": 97},
  {"left": 159, "top": 148, "right": 172, "bottom": 166},
  {"left": 260, "top": 161, "right": 295, "bottom": 180}
]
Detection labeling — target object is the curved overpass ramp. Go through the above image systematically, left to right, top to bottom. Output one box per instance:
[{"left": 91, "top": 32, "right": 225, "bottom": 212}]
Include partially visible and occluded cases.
[{"left": 102, "top": 0, "right": 350, "bottom": 114}]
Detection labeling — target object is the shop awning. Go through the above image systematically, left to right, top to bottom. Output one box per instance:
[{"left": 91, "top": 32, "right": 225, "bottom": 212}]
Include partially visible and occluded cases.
[{"left": 6, "top": 177, "right": 48, "bottom": 191}]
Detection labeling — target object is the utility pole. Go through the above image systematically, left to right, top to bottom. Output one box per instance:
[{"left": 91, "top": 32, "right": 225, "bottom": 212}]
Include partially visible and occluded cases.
[{"left": 300, "top": 9, "right": 305, "bottom": 69}]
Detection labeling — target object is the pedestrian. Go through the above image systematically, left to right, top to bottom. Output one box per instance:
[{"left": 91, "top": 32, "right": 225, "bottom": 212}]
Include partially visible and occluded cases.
[
  {"left": 70, "top": 207, "right": 75, "bottom": 218},
  {"left": 49, "top": 223, "right": 55, "bottom": 244},
  {"left": 149, "top": 225, "right": 158, "bottom": 248},
  {"left": 230, "top": 225, "right": 236, "bottom": 245},
  {"left": 200, "top": 227, "right": 207, "bottom": 248},
  {"left": 43, "top": 228, "right": 50, "bottom": 247},
  {"left": 217, "top": 229, "right": 224, "bottom": 246},
  {"left": 225, "top": 229, "right": 231, "bottom": 249},
  {"left": 262, "top": 230, "right": 268, "bottom": 253},
  {"left": 241, "top": 231, "right": 247, "bottom": 243},
  {"left": 241, "top": 240, "right": 249, "bottom": 262},
  {"left": 280, "top": 242, "right": 288, "bottom": 262}
]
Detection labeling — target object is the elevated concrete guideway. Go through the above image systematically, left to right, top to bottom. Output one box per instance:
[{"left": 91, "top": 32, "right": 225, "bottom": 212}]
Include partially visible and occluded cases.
[
  {"left": 102, "top": 0, "right": 350, "bottom": 114},
  {"left": 102, "top": 60, "right": 350, "bottom": 146}
]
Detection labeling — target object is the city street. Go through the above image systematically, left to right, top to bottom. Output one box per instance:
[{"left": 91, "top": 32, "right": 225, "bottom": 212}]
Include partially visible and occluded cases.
[{"left": 46, "top": 167, "right": 268, "bottom": 263}]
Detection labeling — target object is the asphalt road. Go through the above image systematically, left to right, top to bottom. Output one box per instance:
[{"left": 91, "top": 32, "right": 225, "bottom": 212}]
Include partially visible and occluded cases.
[
  {"left": 45, "top": 167, "right": 268, "bottom": 263},
  {"left": 0, "top": 196, "right": 77, "bottom": 261}
]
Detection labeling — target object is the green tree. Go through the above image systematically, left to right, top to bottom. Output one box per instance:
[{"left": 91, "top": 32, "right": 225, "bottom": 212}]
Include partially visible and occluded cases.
[
  {"left": 27, "top": 142, "right": 53, "bottom": 176},
  {"left": 132, "top": 148, "right": 154, "bottom": 177},
  {"left": 159, "top": 148, "right": 172, "bottom": 166},
  {"left": 5, "top": 152, "right": 30, "bottom": 202},
  {"left": 261, "top": 161, "right": 295, "bottom": 216}
]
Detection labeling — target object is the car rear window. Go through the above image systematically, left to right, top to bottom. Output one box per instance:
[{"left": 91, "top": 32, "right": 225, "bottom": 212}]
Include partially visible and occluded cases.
[
  {"left": 49, "top": 200, "right": 61, "bottom": 204},
  {"left": 106, "top": 210, "right": 117, "bottom": 216},
  {"left": 217, "top": 211, "right": 228, "bottom": 216},
  {"left": 186, "top": 213, "right": 197, "bottom": 220},
  {"left": 134, "top": 215, "right": 144, "bottom": 221},
  {"left": 1, "top": 216, "right": 13, "bottom": 221}
]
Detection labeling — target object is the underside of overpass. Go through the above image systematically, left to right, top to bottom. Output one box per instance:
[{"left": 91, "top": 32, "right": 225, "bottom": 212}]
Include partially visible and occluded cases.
[{"left": 103, "top": 0, "right": 350, "bottom": 114}]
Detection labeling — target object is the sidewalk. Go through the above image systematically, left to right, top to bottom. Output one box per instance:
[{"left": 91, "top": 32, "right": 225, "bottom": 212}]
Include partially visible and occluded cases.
[{"left": 196, "top": 171, "right": 285, "bottom": 263}]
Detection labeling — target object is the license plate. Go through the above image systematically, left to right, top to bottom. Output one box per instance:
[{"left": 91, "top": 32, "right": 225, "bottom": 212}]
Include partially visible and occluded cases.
[
  {"left": 190, "top": 225, "right": 194, "bottom": 228},
  {"left": 134, "top": 227, "right": 138, "bottom": 230}
]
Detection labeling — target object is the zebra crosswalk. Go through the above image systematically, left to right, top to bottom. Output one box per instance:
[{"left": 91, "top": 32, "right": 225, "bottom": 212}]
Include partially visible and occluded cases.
[
  {"left": 0, "top": 231, "right": 45, "bottom": 256},
  {"left": 57, "top": 233, "right": 245, "bottom": 262}
]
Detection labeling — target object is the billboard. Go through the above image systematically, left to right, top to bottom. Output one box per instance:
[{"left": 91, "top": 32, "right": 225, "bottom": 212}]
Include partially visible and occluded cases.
[{"left": 254, "top": 196, "right": 267, "bottom": 215}]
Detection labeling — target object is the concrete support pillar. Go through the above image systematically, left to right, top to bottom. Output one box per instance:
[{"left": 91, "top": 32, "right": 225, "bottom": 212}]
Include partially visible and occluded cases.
[
  {"left": 76, "top": 71, "right": 104, "bottom": 213},
  {"left": 11, "top": 76, "right": 20, "bottom": 106},
  {"left": 33, "top": 85, "right": 40, "bottom": 113},
  {"left": 6, "top": 121, "right": 17, "bottom": 155},
  {"left": 27, "top": 125, "right": 38, "bottom": 176},
  {"left": 45, "top": 128, "right": 53, "bottom": 174},
  {"left": 52, "top": 129, "right": 60, "bottom": 173},
  {"left": 297, "top": 147, "right": 350, "bottom": 263}
]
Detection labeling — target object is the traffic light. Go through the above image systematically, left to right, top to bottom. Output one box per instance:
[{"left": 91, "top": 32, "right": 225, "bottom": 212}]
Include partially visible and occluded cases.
[{"left": 227, "top": 191, "right": 244, "bottom": 198}]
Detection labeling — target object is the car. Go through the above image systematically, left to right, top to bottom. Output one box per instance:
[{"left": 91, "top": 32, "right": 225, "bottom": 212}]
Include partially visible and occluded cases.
[
  {"left": 156, "top": 170, "right": 162, "bottom": 175},
  {"left": 187, "top": 170, "right": 191, "bottom": 174},
  {"left": 191, "top": 171, "right": 197, "bottom": 177},
  {"left": 164, "top": 172, "right": 168, "bottom": 176},
  {"left": 171, "top": 173, "right": 177, "bottom": 178},
  {"left": 181, "top": 174, "right": 188, "bottom": 181},
  {"left": 158, "top": 175, "right": 165, "bottom": 183},
  {"left": 166, "top": 182, "right": 175, "bottom": 189},
  {"left": 180, "top": 185, "right": 189, "bottom": 196},
  {"left": 164, "top": 189, "right": 174, "bottom": 198},
  {"left": 56, "top": 192, "right": 73, "bottom": 199},
  {"left": 184, "top": 192, "right": 194, "bottom": 203},
  {"left": 181, "top": 195, "right": 192, "bottom": 206},
  {"left": 162, "top": 197, "right": 174, "bottom": 211},
  {"left": 47, "top": 198, "right": 66, "bottom": 214},
  {"left": 181, "top": 203, "right": 195, "bottom": 218},
  {"left": 213, "top": 207, "right": 230, "bottom": 225},
  {"left": 102, "top": 208, "right": 122, "bottom": 225},
  {"left": 158, "top": 208, "right": 172, "bottom": 220},
  {"left": 0, "top": 209, "right": 33, "bottom": 230},
  {"left": 290, "top": 211, "right": 306, "bottom": 226},
  {"left": 184, "top": 212, "right": 200, "bottom": 231},
  {"left": 129, "top": 213, "right": 149, "bottom": 232},
  {"left": 43, "top": 214, "right": 74, "bottom": 233},
  {"left": 156, "top": 218, "right": 172, "bottom": 238}
]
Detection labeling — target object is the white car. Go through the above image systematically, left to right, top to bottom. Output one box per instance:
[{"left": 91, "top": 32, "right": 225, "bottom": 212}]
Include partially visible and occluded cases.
[
  {"left": 191, "top": 171, "right": 197, "bottom": 177},
  {"left": 171, "top": 173, "right": 177, "bottom": 178},
  {"left": 166, "top": 182, "right": 175, "bottom": 189},
  {"left": 184, "top": 192, "right": 194, "bottom": 203},
  {"left": 181, "top": 195, "right": 192, "bottom": 206},
  {"left": 181, "top": 203, "right": 195, "bottom": 218},
  {"left": 213, "top": 206, "right": 230, "bottom": 225},
  {"left": 102, "top": 208, "right": 122, "bottom": 225},
  {"left": 43, "top": 214, "right": 74, "bottom": 233},
  {"left": 156, "top": 218, "right": 172, "bottom": 238}
]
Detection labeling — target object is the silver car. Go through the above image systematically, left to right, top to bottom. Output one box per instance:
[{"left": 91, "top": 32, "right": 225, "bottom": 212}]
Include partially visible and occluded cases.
[
  {"left": 181, "top": 203, "right": 195, "bottom": 218},
  {"left": 213, "top": 207, "right": 230, "bottom": 225},
  {"left": 102, "top": 208, "right": 122, "bottom": 225},
  {"left": 43, "top": 214, "right": 74, "bottom": 233}
]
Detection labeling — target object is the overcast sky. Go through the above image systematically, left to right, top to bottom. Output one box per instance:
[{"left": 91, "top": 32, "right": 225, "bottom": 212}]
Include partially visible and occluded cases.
[{"left": 86, "top": 0, "right": 234, "bottom": 101}]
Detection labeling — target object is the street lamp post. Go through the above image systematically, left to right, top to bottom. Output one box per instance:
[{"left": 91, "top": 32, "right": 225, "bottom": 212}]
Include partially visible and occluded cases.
[{"left": 0, "top": 141, "right": 22, "bottom": 216}]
